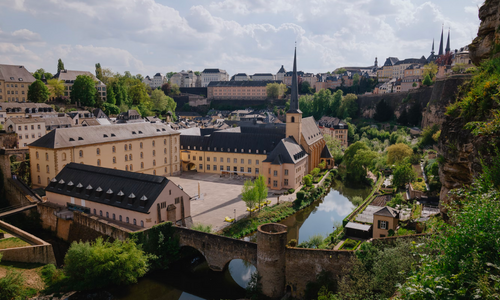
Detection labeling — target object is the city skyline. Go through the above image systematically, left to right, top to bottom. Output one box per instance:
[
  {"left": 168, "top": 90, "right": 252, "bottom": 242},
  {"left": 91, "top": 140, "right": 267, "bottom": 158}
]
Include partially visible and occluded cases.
[{"left": 0, "top": 0, "right": 481, "bottom": 76}]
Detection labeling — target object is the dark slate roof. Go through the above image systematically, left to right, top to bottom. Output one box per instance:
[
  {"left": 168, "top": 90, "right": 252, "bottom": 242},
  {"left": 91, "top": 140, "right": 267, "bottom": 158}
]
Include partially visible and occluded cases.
[
  {"left": 383, "top": 57, "right": 399, "bottom": 67},
  {"left": 395, "top": 57, "right": 427, "bottom": 65},
  {"left": 277, "top": 65, "right": 286, "bottom": 73},
  {"left": 202, "top": 68, "right": 225, "bottom": 73},
  {"left": 253, "top": 73, "right": 274, "bottom": 76},
  {"left": 207, "top": 80, "right": 281, "bottom": 87},
  {"left": 92, "top": 108, "right": 108, "bottom": 119},
  {"left": 176, "top": 111, "right": 201, "bottom": 117},
  {"left": 301, "top": 116, "right": 322, "bottom": 146},
  {"left": 318, "top": 116, "right": 346, "bottom": 129},
  {"left": 180, "top": 131, "right": 283, "bottom": 154},
  {"left": 263, "top": 137, "right": 308, "bottom": 165},
  {"left": 321, "top": 144, "right": 332, "bottom": 159},
  {"left": 45, "top": 163, "right": 174, "bottom": 214},
  {"left": 374, "top": 206, "right": 399, "bottom": 218}
]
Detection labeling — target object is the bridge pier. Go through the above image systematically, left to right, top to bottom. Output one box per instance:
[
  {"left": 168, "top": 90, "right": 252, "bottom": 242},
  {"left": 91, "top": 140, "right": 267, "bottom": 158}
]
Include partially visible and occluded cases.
[{"left": 257, "top": 223, "right": 287, "bottom": 299}]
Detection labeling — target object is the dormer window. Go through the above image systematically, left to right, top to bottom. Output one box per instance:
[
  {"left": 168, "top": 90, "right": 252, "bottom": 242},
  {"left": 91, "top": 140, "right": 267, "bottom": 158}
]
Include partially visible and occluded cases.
[
  {"left": 156, "top": 129, "right": 160, "bottom": 132},
  {"left": 132, "top": 131, "right": 136, "bottom": 134},
  {"left": 138, "top": 131, "right": 143, "bottom": 134},
  {"left": 111, "top": 133, "right": 116, "bottom": 137},
  {"left": 103, "top": 134, "right": 108, "bottom": 138},
  {"left": 78, "top": 137, "right": 84, "bottom": 141},
  {"left": 69, "top": 138, "right": 75, "bottom": 141},
  {"left": 241, "top": 149, "right": 244, "bottom": 153},
  {"left": 249, "top": 149, "right": 251, "bottom": 153},
  {"left": 256, "top": 150, "right": 259, "bottom": 154},
  {"left": 264, "top": 150, "right": 266, "bottom": 154}
]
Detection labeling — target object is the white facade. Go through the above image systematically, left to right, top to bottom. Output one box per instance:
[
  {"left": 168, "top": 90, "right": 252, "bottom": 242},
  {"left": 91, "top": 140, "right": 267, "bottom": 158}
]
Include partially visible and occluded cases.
[
  {"left": 201, "top": 69, "right": 229, "bottom": 87},
  {"left": 170, "top": 71, "right": 201, "bottom": 88},
  {"left": 143, "top": 73, "right": 167, "bottom": 89},
  {"left": 252, "top": 73, "right": 275, "bottom": 81}
]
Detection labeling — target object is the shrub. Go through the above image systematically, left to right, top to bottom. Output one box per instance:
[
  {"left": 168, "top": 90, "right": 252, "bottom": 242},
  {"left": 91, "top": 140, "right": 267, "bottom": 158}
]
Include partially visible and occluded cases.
[
  {"left": 409, "top": 153, "right": 421, "bottom": 165},
  {"left": 303, "top": 174, "right": 313, "bottom": 186},
  {"left": 417, "top": 177, "right": 423, "bottom": 182},
  {"left": 288, "top": 188, "right": 295, "bottom": 194},
  {"left": 296, "top": 191, "right": 306, "bottom": 201},
  {"left": 351, "top": 196, "right": 363, "bottom": 206},
  {"left": 191, "top": 223, "right": 212, "bottom": 233},
  {"left": 388, "top": 229, "right": 395, "bottom": 236},
  {"left": 64, "top": 237, "right": 149, "bottom": 290},
  {"left": 288, "top": 239, "right": 297, "bottom": 247},
  {"left": 0, "top": 269, "right": 24, "bottom": 300}
]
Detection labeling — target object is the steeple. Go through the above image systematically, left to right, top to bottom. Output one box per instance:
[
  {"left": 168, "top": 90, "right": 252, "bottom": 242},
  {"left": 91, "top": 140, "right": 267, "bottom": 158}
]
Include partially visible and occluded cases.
[
  {"left": 438, "top": 26, "right": 444, "bottom": 56},
  {"left": 445, "top": 29, "right": 451, "bottom": 54},
  {"left": 431, "top": 39, "right": 435, "bottom": 55},
  {"left": 288, "top": 47, "right": 301, "bottom": 114}
]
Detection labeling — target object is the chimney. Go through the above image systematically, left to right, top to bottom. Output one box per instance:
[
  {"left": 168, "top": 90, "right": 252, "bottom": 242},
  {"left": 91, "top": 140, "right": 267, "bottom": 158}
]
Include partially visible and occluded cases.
[
  {"left": 66, "top": 181, "right": 74, "bottom": 192},
  {"left": 85, "top": 184, "right": 93, "bottom": 196},
  {"left": 105, "top": 189, "right": 113, "bottom": 200},
  {"left": 128, "top": 193, "right": 136, "bottom": 205}
]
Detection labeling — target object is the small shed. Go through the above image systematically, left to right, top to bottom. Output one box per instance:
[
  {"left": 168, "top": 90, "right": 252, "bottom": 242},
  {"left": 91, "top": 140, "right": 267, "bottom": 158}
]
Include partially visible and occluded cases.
[{"left": 345, "top": 222, "right": 372, "bottom": 239}]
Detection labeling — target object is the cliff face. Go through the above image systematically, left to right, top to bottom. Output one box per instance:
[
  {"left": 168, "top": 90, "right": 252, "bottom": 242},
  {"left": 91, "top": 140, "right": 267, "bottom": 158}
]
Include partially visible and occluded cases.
[{"left": 469, "top": 0, "right": 500, "bottom": 65}]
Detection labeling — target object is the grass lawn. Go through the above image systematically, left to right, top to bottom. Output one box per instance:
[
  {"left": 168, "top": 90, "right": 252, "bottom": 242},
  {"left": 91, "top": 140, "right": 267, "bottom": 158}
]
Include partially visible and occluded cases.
[
  {"left": 0, "top": 237, "right": 30, "bottom": 250},
  {"left": 0, "top": 261, "right": 46, "bottom": 295}
]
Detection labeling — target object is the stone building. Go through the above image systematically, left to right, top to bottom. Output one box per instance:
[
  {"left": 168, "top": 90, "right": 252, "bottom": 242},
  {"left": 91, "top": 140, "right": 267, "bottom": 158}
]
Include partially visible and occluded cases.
[
  {"left": 180, "top": 49, "right": 333, "bottom": 191},
  {"left": 0, "top": 64, "right": 36, "bottom": 102},
  {"left": 276, "top": 65, "right": 286, "bottom": 82},
  {"left": 201, "top": 69, "right": 229, "bottom": 87},
  {"left": 52, "top": 70, "right": 106, "bottom": 103},
  {"left": 169, "top": 71, "right": 201, "bottom": 88},
  {"left": 252, "top": 73, "right": 275, "bottom": 81},
  {"left": 207, "top": 81, "right": 282, "bottom": 100},
  {"left": 0, "top": 102, "right": 54, "bottom": 125},
  {"left": 317, "top": 116, "right": 348, "bottom": 148},
  {"left": 5, "top": 117, "right": 46, "bottom": 149},
  {"left": 28, "top": 123, "right": 181, "bottom": 189},
  {"left": 45, "top": 163, "right": 191, "bottom": 228},
  {"left": 372, "top": 206, "right": 399, "bottom": 238}
]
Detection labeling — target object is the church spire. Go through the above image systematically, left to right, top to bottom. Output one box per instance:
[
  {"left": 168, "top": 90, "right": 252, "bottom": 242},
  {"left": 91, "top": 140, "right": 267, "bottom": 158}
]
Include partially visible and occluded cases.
[
  {"left": 438, "top": 25, "right": 444, "bottom": 56},
  {"left": 445, "top": 28, "right": 451, "bottom": 54},
  {"left": 431, "top": 38, "right": 435, "bottom": 55},
  {"left": 288, "top": 47, "right": 301, "bottom": 114}
]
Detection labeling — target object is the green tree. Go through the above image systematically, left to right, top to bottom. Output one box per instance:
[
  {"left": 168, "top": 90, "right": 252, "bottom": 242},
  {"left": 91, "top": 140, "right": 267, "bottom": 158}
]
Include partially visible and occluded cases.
[
  {"left": 57, "top": 58, "right": 65, "bottom": 73},
  {"left": 423, "top": 62, "right": 438, "bottom": 80},
  {"left": 95, "top": 63, "right": 103, "bottom": 81},
  {"left": 33, "top": 68, "right": 52, "bottom": 80},
  {"left": 335, "top": 68, "right": 346, "bottom": 74},
  {"left": 166, "top": 72, "right": 176, "bottom": 80},
  {"left": 422, "top": 74, "right": 433, "bottom": 86},
  {"left": 71, "top": 75, "right": 97, "bottom": 107},
  {"left": 46, "top": 78, "right": 65, "bottom": 99},
  {"left": 27, "top": 79, "right": 50, "bottom": 103},
  {"left": 300, "top": 81, "right": 313, "bottom": 94},
  {"left": 266, "top": 82, "right": 287, "bottom": 99},
  {"left": 129, "top": 83, "right": 149, "bottom": 105},
  {"left": 170, "top": 83, "right": 180, "bottom": 96},
  {"left": 106, "top": 85, "right": 116, "bottom": 105},
  {"left": 312, "top": 88, "right": 332, "bottom": 119},
  {"left": 150, "top": 89, "right": 176, "bottom": 113},
  {"left": 329, "top": 90, "right": 343, "bottom": 117},
  {"left": 338, "top": 93, "right": 358, "bottom": 119},
  {"left": 299, "top": 95, "right": 314, "bottom": 117},
  {"left": 373, "top": 99, "right": 393, "bottom": 122},
  {"left": 102, "top": 103, "right": 120, "bottom": 115},
  {"left": 324, "top": 134, "right": 344, "bottom": 164},
  {"left": 343, "top": 141, "right": 377, "bottom": 183},
  {"left": 387, "top": 143, "right": 413, "bottom": 164},
  {"left": 392, "top": 162, "right": 416, "bottom": 187},
  {"left": 303, "top": 174, "right": 313, "bottom": 186},
  {"left": 254, "top": 175, "right": 268, "bottom": 210},
  {"left": 241, "top": 179, "right": 257, "bottom": 216},
  {"left": 64, "top": 237, "right": 149, "bottom": 289}
]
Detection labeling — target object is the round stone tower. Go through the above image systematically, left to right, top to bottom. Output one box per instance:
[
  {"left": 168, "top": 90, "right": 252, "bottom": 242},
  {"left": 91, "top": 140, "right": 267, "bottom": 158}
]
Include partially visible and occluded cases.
[{"left": 257, "top": 223, "right": 288, "bottom": 298}]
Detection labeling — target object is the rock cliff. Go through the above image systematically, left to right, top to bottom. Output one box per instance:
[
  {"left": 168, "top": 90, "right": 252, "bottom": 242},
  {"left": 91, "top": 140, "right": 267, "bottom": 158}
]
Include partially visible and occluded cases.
[{"left": 469, "top": 0, "right": 500, "bottom": 65}]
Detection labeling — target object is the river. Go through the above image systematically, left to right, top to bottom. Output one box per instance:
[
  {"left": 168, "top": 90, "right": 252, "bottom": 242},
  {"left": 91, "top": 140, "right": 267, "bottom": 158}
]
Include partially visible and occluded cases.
[{"left": 110, "top": 180, "right": 370, "bottom": 300}]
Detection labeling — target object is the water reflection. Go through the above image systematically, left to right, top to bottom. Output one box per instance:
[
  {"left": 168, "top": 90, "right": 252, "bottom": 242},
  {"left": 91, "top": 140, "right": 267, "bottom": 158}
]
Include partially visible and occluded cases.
[{"left": 228, "top": 259, "right": 257, "bottom": 288}]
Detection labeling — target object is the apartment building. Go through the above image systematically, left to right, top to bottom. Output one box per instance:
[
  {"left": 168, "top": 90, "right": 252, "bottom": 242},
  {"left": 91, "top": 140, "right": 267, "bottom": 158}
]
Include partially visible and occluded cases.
[
  {"left": 377, "top": 57, "right": 399, "bottom": 82},
  {"left": 392, "top": 58, "right": 427, "bottom": 79},
  {"left": 0, "top": 64, "right": 36, "bottom": 102},
  {"left": 276, "top": 65, "right": 286, "bottom": 82},
  {"left": 201, "top": 69, "right": 229, "bottom": 87},
  {"left": 52, "top": 70, "right": 106, "bottom": 103},
  {"left": 169, "top": 71, "right": 201, "bottom": 88},
  {"left": 252, "top": 73, "right": 275, "bottom": 81},
  {"left": 207, "top": 81, "right": 282, "bottom": 100},
  {"left": 0, "top": 102, "right": 54, "bottom": 125},
  {"left": 317, "top": 116, "right": 349, "bottom": 148},
  {"left": 5, "top": 117, "right": 46, "bottom": 149},
  {"left": 29, "top": 123, "right": 181, "bottom": 189},
  {"left": 45, "top": 163, "right": 191, "bottom": 229}
]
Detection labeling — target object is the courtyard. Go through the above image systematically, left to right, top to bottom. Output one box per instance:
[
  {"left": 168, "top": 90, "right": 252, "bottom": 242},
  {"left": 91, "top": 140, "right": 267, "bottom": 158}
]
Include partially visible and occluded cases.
[{"left": 170, "top": 171, "right": 293, "bottom": 231}]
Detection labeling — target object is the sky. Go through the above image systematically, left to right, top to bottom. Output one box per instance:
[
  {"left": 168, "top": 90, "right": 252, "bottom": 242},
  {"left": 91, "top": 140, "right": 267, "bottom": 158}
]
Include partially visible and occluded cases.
[{"left": 0, "top": 0, "right": 483, "bottom": 77}]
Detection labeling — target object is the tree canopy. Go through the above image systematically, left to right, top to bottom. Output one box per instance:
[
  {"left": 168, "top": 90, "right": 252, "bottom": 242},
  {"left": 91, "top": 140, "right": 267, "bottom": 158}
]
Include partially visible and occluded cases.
[
  {"left": 57, "top": 58, "right": 65, "bottom": 73},
  {"left": 71, "top": 75, "right": 97, "bottom": 107},
  {"left": 46, "top": 78, "right": 65, "bottom": 99},
  {"left": 27, "top": 79, "right": 50, "bottom": 103},
  {"left": 266, "top": 82, "right": 287, "bottom": 99},
  {"left": 373, "top": 99, "right": 393, "bottom": 122},
  {"left": 387, "top": 143, "right": 413, "bottom": 165},
  {"left": 392, "top": 162, "right": 416, "bottom": 187}
]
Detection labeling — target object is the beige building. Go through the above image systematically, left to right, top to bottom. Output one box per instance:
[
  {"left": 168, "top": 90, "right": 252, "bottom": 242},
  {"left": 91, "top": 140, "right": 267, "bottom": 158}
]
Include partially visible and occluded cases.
[
  {"left": 377, "top": 57, "right": 399, "bottom": 82},
  {"left": 392, "top": 58, "right": 426, "bottom": 79},
  {"left": 0, "top": 64, "right": 36, "bottom": 102},
  {"left": 201, "top": 68, "right": 229, "bottom": 87},
  {"left": 53, "top": 70, "right": 106, "bottom": 103},
  {"left": 170, "top": 71, "right": 201, "bottom": 88},
  {"left": 207, "top": 81, "right": 282, "bottom": 100},
  {"left": 0, "top": 102, "right": 54, "bottom": 125},
  {"left": 317, "top": 116, "right": 348, "bottom": 148},
  {"left": 5, "top": 117, "right": 46, "bottom": 149},
  {"left": 29, "top": 123, "right": 181, "bottom": 189},
  {"left": 45, "top": 163, "right": 191, "bottom": 228},
  {"left": 373, "top": 206, "right": 399, "bottom": 238}
]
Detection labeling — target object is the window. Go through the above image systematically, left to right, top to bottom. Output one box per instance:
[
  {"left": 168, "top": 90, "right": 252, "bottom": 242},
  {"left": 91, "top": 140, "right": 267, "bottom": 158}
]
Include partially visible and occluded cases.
[
  {"left": 291, "top": 116, "right": 295, "bottom": 122},
  {"left": 37, "top": 124, "right": 41, "bottom": 129},
  {"left": 25, "top": 125, "right": 27, "bottom": 130},
  {"left": 164, "top": 139, "right": 166, "bottom": 145},
  {"left": 152, "top": 140, "right": 155, "bottom": 147},
  {"left": 140, "top": 142, "right": 143, "bottom": 149},
  {"left": 129, "top": 143, "right": 132, "bottom": 150},
  {"left": 124, "top": 144, "right": 128, "bottom": 151},
  {"left": 112, "top": 146, "right": 116, "bottom": 153},
  {"left": 96, "top": 148, "right": 100, "bottom": 155},
  {"left": 164, "top": 148, "right": 167, "bottom": 154},
  {"left": 79, "top": 150, "right": 83, "bottom": 158},
  {"left": 153, "top": 150, "right": 156, "bottom": 156},
  {"left": 36, "top": 152, "right": 39, "bottom": 159},
  {"left": 46, "top": 153, "right": 49, "bottom": 161},
  {"left": 129, "top": 154, "right": 132, "bottom": 160},
  {"left": 188, "top": 154, "right": 190, "bottom": 159},
  {"left": 125, "top": 155, "right": 128, "bottom": 161},
  {"left": 193, "top": 156, "right": 196, "bottom": 161},
  {"left": 199, "top": 156, "right": 202, "bottom": 161},
  {"left": 113, "top": 157, "right": 116, "bottom": 163},
  {"left": 214, "top": 157, "right": 217, "bottom": 162},
  {"left": 227, "top": 158, "right": 230, "bottom": 163},
  {"left": 234, "top": 158, "right": 237, "bottom": 163},
  {"left": 97, "top": 159, "right": 101, "bottom": 166},
  {"left": 241, "top": 159, "right": 244, "bottom": 164},
  {"left": 248, "top": 159, "right": 252, "bottom": 164},
  {"left": 153, "top": 160, "right": 156, "bottom": 166},
  {"left": 256, "top": 160, "right": 259, "bottom": 165},
  {"left": 141, "top": 162, "right": 144, "bottom": 169},
  {"left": 37, "top": 164, "right": 40, "bottom": 172},
  {"left": 130, "top": 164, "right": 133, "bottom": 171},
  {"left": 199, "top": 164, "right": 203, "bottom": 170},
  {"left": 46, "top": 165, "right": 49, "bottom": 173},
  {"left": 125, "top": 165, "right": 129, "bottom": 171},
  {"left": 207, "top": 165, "right": 210, "bottom": 170},
  {"left": 220, "top": 165, "right": 223, "bottom": 171},
  {"left": 226, "top": 166, "right": 230, "bottom": 171},
  {"left": 248, "top": 167, "right": 252, "bottom": 173},
  {"left": 268, "top": 168, "right": 271, "bottom": 174},
  {"left": 285, "top": 169, "right": 289, "bottom": 176},
  {"left": 274, "top": 170, "right": 278, "bottom": 176},
  {"left": 37, "top": 175, "right": 40, "bottom": 184},
  {"left": 268, "top": 178, "right": 271, "bottom": 184},
  {"left": 284, "top": 179, "right": 289, "bottom": 186},
  {"left": 273, "top": 180, "right": 278, "bottom": 187},
  {"left": 94, "top": 209, "right": 96, "bottom": 215},
  {"left": 100, "top": 210, "right": 103, "bottom": 216},
  {"left": 106, "top": 212, "right": 109, "bottom": 218},
  {"left": 113, "top": 214, "right": 116, "bottom": 220},
  {"left": 119, "top": 215, "right": 122, "bottom": 221},
  {"left": 126, "top": 217, "right": 129, "bottom": 223},
  {"left": 133, "top": 219, "right": 137, "bottom": 225},
  {"left": 141, "top": 220, "right": 144, "bottom": 227},
  {"left": 378, "top": 220, "right": 388, "bottom": 230}
]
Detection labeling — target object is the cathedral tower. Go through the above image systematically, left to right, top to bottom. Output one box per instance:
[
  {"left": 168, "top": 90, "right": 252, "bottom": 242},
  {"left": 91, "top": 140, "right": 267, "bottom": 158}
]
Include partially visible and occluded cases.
[{"left": 286, "top": 47, "right": 302, "bottom": 144}]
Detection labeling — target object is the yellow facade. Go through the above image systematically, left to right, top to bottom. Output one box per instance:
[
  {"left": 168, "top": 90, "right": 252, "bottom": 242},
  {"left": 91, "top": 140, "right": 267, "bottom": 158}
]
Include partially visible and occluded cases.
[
  {"left": 0, "top": 80, "right": 30, "bottom": 102},
  {"left": 208, "top": 85, "right": 269, "bottom": 100},
  {"left": 30, "top": 134, "right": 181, "bottom": 189},
  {"left": 181, "top": 149, "right": 266, "bottom": 176},
  {"left": 373, "top": 214, "right": 398, "bottom": 238}
]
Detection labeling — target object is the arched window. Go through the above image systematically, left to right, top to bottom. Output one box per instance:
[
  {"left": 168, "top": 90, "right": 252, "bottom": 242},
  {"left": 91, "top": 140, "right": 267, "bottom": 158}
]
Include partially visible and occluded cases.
[
  {"left": 291, "top": 116, "right": 295, "bottom": 123},
  {"left": 174, "top": 137, "right": 177, "bottom": 143},
  {"left": 164, "top": 139, "right": 166, "bottom": 145},
  {"left": 152, "top": 140, "right": 155, "bottom": 147},
  {"left": 140, "top": 142, "right": 143, "bottom": 149},
  {"left": 129, "top": 143, "right": 132, "bottom": 150},
  {"left": 125, "top": 144, "right": 128, "bottom": 151},
  {"left": 112, "top": 146, "right": 116, "bottom": 153},
  {"left": 174, "top": 147, "right": 177, "bottom": 152},
  {"left": 96, "top": 148, "right": 100, "bottom": 155},
  {"left": 164, "top": 148, "right": 166, "bottom": 154},
  {"left": 79, "top": 150, "right": 83, "bottom": 157},
  {"left": 153, "top": 150, "right": 156, "bottom": 156},
  {"left": 36, "top": 152, "right": 39, "bottom": 159},
  {"left": 140, "top": 152, "right": 143, "bottom": 158},
  {"left": 46, "top": 153, "right": 49, "bottom": 160},
  {"left": 62, "top": 153, "right": 66, "bottom": 161},
  {"left": 129, "top": 154, "right": 132, "bottom": 160},
  {"left": 125, "top": 155, "right": 128, "bottom": 161},
  {"left": 175, "top": 156, "right": 177, "bottom": 162},
  {"left": 113, "top": 157, "right": 116, "bottom": 163},
  {"left": 164, "top": 158, "right": 167, "bottom": 164},
  {"left": 97, "top": 159, "right": 101, "bottom": 166},
  {"left": 141, "top": 162, "right": 144, "bottom": 169},
  {"left": 37, "top": 164, "right": 40, "bottom": 172},
  {"left": 130, "top": 164, "right": 133, "bottom": 171},
  {"left": 46, "top": 165, "right": 49, "bottom": 173},
  {"left": 125, "top": 165, "right": 129, "bottom": 171},
  {"left": 153, "top": 170, "right": 156, "bottom": 175},
  {"left": 37, "top": 176, "right": 40, "bottom": 184},
  {"left": 47, "top": 177, "right": 50, "bottom": 185},
  {"left": 93, "top": 209, "right": 96, "bottom": 215},
  {"left": 100, "top": 210, "right": 103, "bottom": 216},
  {"left": 106, "top": 212, "right": 109, "bottom": 218},
  {"left": 113, "top": 213, "right": 116, "bottom": 220},
  {"left": 119, "top": 215, "right": 122, "bottom": 221},
  {"left": 126, "top": 217, "right": 129, "bottom": 223},
  {"left": 133, "top": 219, "right": 136, "bottom": 225},
  {"left": 140, "top": 220, "right": 144, "bottom": 227}
]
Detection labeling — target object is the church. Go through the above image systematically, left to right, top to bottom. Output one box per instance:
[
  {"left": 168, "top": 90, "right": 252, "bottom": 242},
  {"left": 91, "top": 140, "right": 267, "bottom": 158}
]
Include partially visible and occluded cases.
[{"left": 179, "top": 49, "right": 333, "bottom": 191}]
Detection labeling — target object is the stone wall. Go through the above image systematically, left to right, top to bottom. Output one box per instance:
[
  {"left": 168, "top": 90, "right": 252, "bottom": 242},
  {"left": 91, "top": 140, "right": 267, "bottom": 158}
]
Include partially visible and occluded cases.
[
  {"left": 67, "top": 212, "right": 132, "bottom": 243},
  {"left": 0, "top": 220, "right": 56, "bottom": 264},
  {"left": 285, "top": 248, "right": 353, "bottom": 298}
]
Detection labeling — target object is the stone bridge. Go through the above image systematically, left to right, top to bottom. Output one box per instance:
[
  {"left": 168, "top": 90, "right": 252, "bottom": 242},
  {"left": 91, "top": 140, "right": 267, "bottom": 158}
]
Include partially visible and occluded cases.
[
  {"left": 173, "top": 224, "right": 353, "bottom": 299},
  {"left": 173, "top": 226, "right": 257, "bottom": 271}
]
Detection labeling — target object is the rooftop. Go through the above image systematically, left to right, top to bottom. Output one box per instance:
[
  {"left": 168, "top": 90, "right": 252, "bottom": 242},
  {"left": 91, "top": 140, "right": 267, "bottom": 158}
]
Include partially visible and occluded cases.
[
  {"left": 0, "top": 64, "right": 36, "bottom": 84},
  {"left": 208, "top": 80, "right": 281, "bottom": 87}
]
